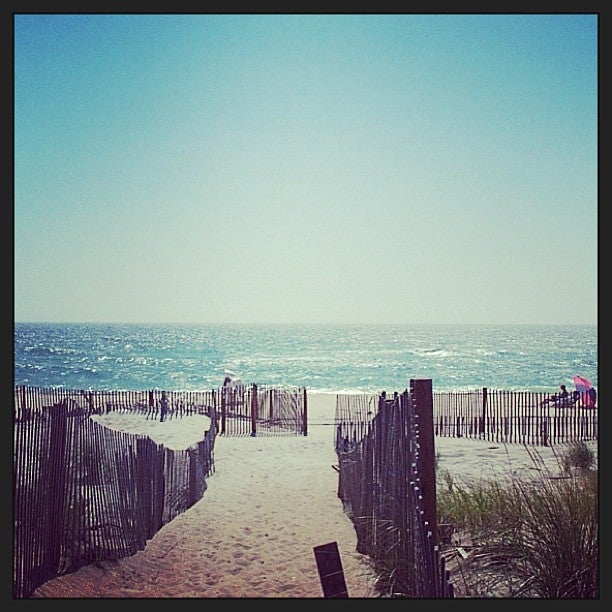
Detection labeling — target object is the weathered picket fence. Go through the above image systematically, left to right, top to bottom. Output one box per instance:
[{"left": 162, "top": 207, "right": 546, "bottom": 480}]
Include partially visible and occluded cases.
[
  {"left": 335, "top": 380, "right": 453, "bottom": 598},
  {"left": 13, "top": 383, "right": 307, "bottom": 598},
  {"left": 217, "top": 383, "right": 307, "bottom": 436},
  {"left": 14, "top": 384, "right": 307, "bottom": 437},
  {"left": 433, "top": 388, "right": 598, "bottom": 446},
  {"left": 13, "top": 399, "right": 216, "bottom": 599}
]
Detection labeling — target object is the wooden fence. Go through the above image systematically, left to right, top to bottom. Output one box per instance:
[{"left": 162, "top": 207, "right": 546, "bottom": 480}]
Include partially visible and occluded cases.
[
  {"left": 335, "top": 380, "right": 454, "bottom": 598},
  {"left": 13, "top": 383, "right": 306, "bottom": 598},
  {"left": 218, "top": 383, "right": 308, "bottom": 437},
  {"left": 14, "top": 384, "right": 307, "bottom": 437},
  {"left": 13, "top": 386, "right": 216, "bottom": 421},
  {"left": 433, "top": 389, "right": 598, "bottom": 446},
  {"left": 13, "top": 400, "right": 216, "bottom": 599}
]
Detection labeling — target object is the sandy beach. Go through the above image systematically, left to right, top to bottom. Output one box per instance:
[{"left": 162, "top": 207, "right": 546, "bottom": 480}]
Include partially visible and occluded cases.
[{"left": 31, "top": 392, "right": 596, "bottom": 599}]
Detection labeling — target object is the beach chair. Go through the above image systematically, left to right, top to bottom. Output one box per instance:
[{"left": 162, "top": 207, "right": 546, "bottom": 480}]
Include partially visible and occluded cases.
[{"left": 554, "top": 392, "right": 580, "bottom": 408}]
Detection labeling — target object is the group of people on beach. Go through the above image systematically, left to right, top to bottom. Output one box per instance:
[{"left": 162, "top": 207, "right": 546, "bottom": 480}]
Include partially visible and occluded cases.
[{"left": 541, "top": 384, "right": 597, "bottom": 408}]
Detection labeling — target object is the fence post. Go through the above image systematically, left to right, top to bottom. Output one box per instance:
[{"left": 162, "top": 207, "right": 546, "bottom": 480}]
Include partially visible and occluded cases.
[
  {"left": 411, "top": 378, "right": 438, "bottom": 545},
  {"left": 251, "top": 383, "right": 258, "bottom": 437},
  {"left": 21, "top": 384, "right": 27, "bottom": 419},
  {"left": 220, "top": 387, "right": 226, "bottom": 435},
  {"left": 480, "top": 387, "right": 487, "bottom": 435},
  {"left": 303, "top": 388, "right": 308, "bottom": 436},
  {"left": 212, "top": 389, "right": 217, "bottom": 431},
  {"left": 45, "top": 401, "right": 69, "bottom": 574},
  {"left": 541, "top": 418, "right": 549, "bottom": 447},
  {"left": 136, "top": 438, "right": 153, "bottom": 538},
  {"left": 188, "top": 448, "right": 197, "bottom": 507}
]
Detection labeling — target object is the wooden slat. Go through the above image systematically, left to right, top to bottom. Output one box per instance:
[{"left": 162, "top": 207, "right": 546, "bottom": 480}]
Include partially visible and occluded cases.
[{"left": 313, "top": 541, "right": 348, "bottom": 598}]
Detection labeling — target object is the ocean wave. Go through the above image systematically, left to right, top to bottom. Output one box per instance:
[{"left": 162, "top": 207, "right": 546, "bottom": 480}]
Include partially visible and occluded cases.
[{"left": 14, "top": 323, "right": 598, "bottom": 393}]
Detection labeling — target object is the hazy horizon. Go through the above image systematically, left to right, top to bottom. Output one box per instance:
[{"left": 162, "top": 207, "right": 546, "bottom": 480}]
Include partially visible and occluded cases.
[{"left": 13, "top": 320, "right": 596, "bottom": 327}]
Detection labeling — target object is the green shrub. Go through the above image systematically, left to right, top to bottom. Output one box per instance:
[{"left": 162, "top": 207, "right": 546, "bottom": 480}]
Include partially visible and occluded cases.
[{"left": 561, "top": 441, "right": 595, "bottom": 472}]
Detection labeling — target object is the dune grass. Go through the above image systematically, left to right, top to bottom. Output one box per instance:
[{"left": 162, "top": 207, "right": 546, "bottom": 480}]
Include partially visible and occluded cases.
[{"left": 437, "top": 443, "right": 598, "bottom": 598}]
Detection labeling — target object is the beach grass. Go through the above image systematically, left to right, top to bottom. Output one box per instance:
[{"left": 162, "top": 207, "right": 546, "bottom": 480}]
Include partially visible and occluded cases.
[{"left": 436, "top": 444, "right": 598, "bottom": 598}]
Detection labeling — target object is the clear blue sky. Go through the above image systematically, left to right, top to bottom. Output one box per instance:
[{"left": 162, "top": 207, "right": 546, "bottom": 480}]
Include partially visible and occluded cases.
[{"left": 14, "top": 13, "right": 598, "bottom": 325}]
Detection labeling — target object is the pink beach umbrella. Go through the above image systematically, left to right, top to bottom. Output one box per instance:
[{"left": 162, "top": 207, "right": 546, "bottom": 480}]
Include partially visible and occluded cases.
[
  {"left": 573, "top": 374, "right": 593, "bottom": 391},
  {"left": 573, "top": 375, "right": 595, "bottom": 407}
]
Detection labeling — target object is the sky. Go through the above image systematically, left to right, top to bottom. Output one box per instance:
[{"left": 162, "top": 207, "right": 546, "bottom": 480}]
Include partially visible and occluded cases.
[{"left": 13, "top": 13, "right": 598, "bottom": 325}]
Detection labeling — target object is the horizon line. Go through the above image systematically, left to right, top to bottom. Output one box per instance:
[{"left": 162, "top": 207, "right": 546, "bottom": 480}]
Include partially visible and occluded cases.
[{"left": 14, "top": 320, "right": 598, "bottom": 327}]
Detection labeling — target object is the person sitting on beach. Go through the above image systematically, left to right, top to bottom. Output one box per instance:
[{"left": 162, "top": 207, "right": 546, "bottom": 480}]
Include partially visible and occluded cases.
[{"left": 541, "top": 384, "right": 569, "bottom": 406}]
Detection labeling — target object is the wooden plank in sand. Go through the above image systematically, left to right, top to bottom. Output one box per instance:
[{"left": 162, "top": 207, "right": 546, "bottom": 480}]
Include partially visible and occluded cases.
[{"left": 313, "top": 541, "right": 349, "bottom": 598}]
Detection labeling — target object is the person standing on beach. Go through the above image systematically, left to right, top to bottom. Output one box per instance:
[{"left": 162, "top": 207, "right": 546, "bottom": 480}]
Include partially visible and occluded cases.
[
  {"left": 222, "top": 373, "right": 236, "bottom": 415},
  {"left": 587, "top": 387, "right": 597, "bottom": 408},
  {"left": 160, "top": 390, "right": 169, "bottom": 422}
]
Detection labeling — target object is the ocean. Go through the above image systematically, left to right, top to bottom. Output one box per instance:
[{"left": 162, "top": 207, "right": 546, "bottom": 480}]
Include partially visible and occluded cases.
[{"left": 14, "top": 322, "right": 597, "bottom": 394}]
